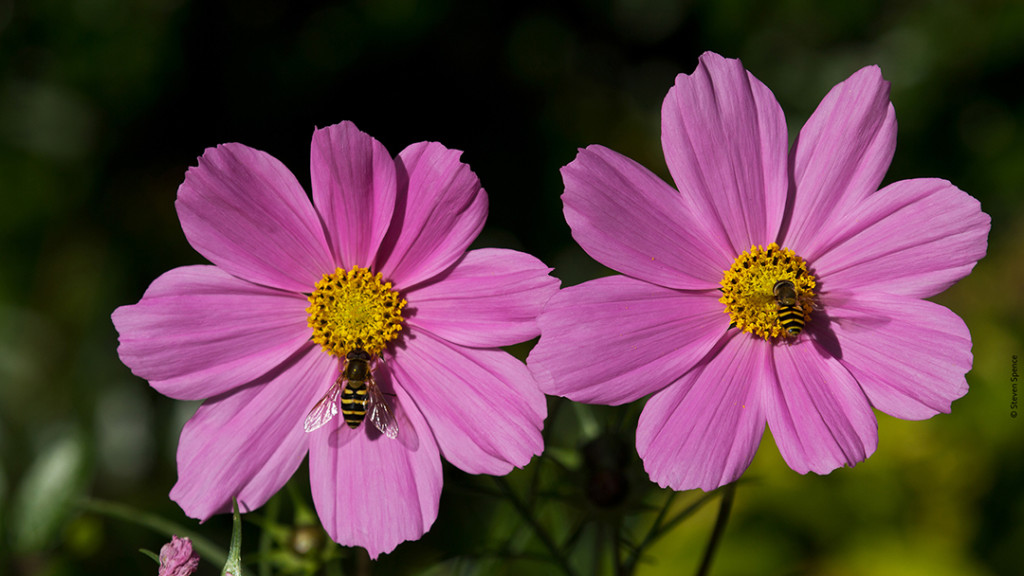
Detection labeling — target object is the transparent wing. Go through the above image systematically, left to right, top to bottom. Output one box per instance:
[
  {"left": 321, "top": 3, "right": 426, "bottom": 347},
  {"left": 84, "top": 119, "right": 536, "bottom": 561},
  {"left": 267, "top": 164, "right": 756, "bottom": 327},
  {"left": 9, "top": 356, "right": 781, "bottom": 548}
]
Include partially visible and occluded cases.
[
  {"left": 366, "top": 381, "right": 399, "bottom": 440},
  {"left": 304, "top": 384, "right": 343, "bottom": 433}
]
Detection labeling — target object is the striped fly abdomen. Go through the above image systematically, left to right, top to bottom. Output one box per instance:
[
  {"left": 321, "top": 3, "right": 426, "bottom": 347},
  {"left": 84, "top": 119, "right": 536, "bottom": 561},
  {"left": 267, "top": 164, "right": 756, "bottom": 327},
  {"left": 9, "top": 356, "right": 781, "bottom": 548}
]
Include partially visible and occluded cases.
[
  {"left": 773, "top": 280, "right": 806, "bottom": 338},
  {"left": 303, "top": 348, "right": 398, "bottom": 439},
  {"left": 340, "top": 381, "right": 368, "bottom": 428}
]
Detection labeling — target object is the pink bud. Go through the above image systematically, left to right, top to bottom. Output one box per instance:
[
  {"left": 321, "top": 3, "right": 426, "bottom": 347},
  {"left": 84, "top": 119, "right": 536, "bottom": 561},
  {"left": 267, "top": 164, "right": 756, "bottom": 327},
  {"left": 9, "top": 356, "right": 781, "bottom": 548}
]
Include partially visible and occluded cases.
[{"left": 158, "top": 535, "right": 200, "bottom": 576}]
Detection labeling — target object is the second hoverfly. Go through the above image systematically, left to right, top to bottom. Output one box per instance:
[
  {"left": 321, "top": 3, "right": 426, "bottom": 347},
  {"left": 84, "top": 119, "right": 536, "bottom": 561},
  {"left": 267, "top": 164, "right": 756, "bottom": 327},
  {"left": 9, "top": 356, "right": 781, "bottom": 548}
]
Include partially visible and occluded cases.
[{"left": 304, "top": 349, "right": 398, "bottom": 439}]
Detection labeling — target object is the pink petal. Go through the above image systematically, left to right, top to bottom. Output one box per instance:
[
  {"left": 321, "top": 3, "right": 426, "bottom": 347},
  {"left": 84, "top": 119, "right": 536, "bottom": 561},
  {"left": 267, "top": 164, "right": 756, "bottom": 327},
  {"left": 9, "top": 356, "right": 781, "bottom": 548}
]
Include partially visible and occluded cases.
[
  {"left": 661, "top": 51, "right": 789, "bottom": 256},
  {"left": 785, "top": 65, "right": 897, "bottom": 257},
  {"left": 310, "top": 121, "right": 397, "bottom": 270},
  {"left": 376, "top": 142, "right": 487, "bottom": 288},
  {"left": 176, "top": 143, "right": 333, "bottom": 292},
  {"left": 562, "top": 145, "right": 730, "bottom": 288},
  {"left": 809, "top": 178, "right": 990, "bottom": 298},
  {"left": 405, "top": 248, "right": 558, "bottom": 348},
  {"left": 112, "top": 266, "right": 311, "bottom": 401},
  {"left": 529, "top": 275, "right": 725, "bottom": 405},
  {"left": 824, "top": 292, "right": 972, "bottom": 419},
  {"left": 391, "top": 331, "right": 545, "bottom": 475},
  {"left": 636, "top": 334, "right": 768, "bottom": 492},
  {"left": 766, "top": 341, "right": 877, "bottom": 475},
  {"left": 170, "top": 344, "right": 334, "bottom": 520},
  {"left": 309, "top": 385, "right": 442, "bottom": 559}
]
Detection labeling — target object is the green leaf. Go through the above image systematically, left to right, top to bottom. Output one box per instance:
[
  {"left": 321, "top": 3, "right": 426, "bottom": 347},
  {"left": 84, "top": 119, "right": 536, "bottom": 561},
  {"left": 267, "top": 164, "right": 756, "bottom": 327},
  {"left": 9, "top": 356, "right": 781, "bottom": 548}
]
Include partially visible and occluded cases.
[
  {"left": 9, "top": 433, "right": 90, "bottom": 553},
  {"left": 0, "top": 460, "right": 7, "bottom": 538},
  {"left": 80, "top": 498, "right": 227, "bottom": 567},
  {"left": 140, "top": 548, "right": 160, "bottom": 563}
]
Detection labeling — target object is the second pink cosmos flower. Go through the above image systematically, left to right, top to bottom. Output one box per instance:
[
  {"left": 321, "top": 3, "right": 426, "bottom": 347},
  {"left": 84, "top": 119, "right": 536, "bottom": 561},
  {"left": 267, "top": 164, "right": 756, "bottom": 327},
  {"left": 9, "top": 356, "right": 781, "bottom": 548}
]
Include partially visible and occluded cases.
[
  {"left": 528, "top": 52, "right": 990, "bottom": 492},
  {"left": 113, "top": 121, "right": 558, "bottom": 558}
]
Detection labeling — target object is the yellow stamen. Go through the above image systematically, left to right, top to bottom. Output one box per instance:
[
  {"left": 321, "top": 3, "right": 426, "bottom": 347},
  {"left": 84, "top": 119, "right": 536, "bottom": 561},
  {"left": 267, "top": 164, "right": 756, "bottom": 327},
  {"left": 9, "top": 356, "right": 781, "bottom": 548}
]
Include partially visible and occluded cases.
[
  {"left": 719, "top": 243, "right": 816, "bottom": 340},
  {"left": 306, "top": 266, "right": 406, "bottom": 357}
]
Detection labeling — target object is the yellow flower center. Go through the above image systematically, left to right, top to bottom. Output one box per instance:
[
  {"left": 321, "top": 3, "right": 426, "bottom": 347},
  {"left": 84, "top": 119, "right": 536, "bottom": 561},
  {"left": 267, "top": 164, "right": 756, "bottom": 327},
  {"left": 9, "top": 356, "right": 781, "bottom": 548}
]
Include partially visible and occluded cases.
[
  {"left": 719, "top": 243, "right": 816, "bottom": 340},
  {"left": 306, "top": 266, "right": 407, "bottom": 358}
]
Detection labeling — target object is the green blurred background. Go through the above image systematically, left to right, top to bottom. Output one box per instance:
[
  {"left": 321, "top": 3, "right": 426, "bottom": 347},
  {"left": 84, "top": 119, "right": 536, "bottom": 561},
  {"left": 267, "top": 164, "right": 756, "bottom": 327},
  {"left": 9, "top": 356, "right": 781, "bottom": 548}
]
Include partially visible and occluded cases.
[{"left": 1, "top": 0, "right": 1022, "bottom": 574}]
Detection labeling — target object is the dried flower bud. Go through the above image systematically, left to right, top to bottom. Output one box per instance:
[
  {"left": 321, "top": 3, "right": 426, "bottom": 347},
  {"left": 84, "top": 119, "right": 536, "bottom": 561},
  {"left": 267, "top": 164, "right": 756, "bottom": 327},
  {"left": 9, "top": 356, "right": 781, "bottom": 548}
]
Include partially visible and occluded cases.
[{"left": 158, "top": 535, "right": 200, "bottom": 576}]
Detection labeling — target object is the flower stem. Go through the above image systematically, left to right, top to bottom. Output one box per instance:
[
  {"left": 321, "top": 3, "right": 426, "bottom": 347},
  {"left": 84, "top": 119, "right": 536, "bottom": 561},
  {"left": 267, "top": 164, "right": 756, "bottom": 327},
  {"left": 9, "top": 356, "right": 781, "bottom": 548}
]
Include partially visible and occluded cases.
[
  {"left": 493, "top": 476, "right": 578, "bottom": 576},
  {"left": 694, "top": 483, "right": 736, "bottom": 576},
  {"left": 622, "top": 490, "right": 706, "bottom": 574},
  {"left": 257, "top": 494, "right": 278, "bottom": 576},
  {"left": 221, "top": 498, "right": 243, "bottom": 576},
  {"left": 612, "top": 513, "right": 626, "bottom": 576}
]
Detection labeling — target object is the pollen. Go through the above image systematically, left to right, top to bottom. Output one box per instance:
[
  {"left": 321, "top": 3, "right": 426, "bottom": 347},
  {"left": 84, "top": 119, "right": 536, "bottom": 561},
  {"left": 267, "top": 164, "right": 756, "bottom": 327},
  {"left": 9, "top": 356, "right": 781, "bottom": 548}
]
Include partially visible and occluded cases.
[
  {"left": 719, "top": 243, "right": 816, "bottom": 340},
  {"left": 306, "top": 266, "right": 406, "bottom": 358}
]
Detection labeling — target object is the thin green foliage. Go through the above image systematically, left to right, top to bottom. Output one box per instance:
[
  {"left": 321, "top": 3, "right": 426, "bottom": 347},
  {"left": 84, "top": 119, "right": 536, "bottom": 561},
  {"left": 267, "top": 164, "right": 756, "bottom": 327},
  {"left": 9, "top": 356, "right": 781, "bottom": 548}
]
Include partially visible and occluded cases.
[{"left": 80, "top": 498, "right": 227, "bottom": 567}]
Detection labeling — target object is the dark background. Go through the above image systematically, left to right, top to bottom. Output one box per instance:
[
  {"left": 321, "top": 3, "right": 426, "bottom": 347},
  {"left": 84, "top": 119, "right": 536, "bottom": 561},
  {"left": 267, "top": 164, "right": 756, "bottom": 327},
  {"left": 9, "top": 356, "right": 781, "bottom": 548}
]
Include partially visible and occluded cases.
[{"left": 2, "top": 0, "right": 1022, "bottom": 574}]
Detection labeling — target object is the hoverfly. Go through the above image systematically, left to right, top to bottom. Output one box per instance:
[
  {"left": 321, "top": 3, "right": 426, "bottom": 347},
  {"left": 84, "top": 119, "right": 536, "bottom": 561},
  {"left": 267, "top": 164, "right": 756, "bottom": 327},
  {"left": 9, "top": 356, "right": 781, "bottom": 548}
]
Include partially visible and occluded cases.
[
  {"left": 772, "top": 280, "right": 805, "bottom": 338},
  {"left": 304, "top": 349, "right": 398, "bottom": 439}
]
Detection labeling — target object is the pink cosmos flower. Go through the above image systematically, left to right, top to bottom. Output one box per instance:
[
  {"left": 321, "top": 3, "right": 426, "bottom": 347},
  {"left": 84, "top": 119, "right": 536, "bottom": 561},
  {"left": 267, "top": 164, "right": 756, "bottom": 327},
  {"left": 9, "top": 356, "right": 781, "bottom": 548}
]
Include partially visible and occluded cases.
[
  {"left": 528, "top": 52, "right": 990, "bottom": 492},
  {"left": 113, "top": 121, "right": 557, "bottom": 557},
  {"left": 158, "top": 535, "right": 199, "bottom": 576}
]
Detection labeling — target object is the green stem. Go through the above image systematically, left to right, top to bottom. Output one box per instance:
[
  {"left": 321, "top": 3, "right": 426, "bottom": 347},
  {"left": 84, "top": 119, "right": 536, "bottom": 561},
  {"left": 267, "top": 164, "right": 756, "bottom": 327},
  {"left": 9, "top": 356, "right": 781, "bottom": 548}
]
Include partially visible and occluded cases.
[
  {"left": 493, "top": 477, "right": 578, "bottom": 576},
  {"left": 694, "top": 483, "right": 737, "bottom": 576},
  {"left": 620, "top": 489, "right": 722, "bottom": 575},
  {"left": 620, "top": 491, "right": 675, "bottom": 575},
  {"left": 647, "top": 491, "right": 678, "bottom": 542},
  {"left": 657, "top": 491, "right": 718, "bottom": 538},
  {"left": 258, "top": 494, "right": 279, "bottom": 576},
  {"left": 221, "top": 499, "right": 244, "bottom": 576},
  {"left": 612, "top": 513, "right": 626, "bottom": 576}
]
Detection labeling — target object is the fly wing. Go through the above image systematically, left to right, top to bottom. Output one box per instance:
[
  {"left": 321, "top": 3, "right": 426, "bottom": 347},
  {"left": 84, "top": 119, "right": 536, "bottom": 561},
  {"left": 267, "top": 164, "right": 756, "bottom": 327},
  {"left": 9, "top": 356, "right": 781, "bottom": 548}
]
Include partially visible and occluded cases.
[
  {"left": 366, "top": 382, "right": 399, "bottom": 440},
  {"left": 304, "top": 384, "right": 342, "bottom": 433}
]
